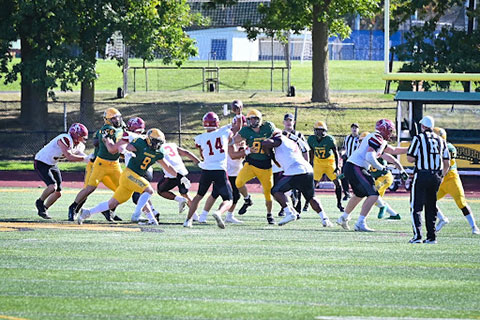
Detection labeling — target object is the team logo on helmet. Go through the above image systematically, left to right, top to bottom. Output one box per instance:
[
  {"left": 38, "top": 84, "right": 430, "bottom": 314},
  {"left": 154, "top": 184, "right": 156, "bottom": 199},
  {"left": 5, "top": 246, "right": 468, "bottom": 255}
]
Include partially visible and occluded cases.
[
  {"left": 203, "top": 112, "right": 220, "bottom": 129},
  {"left": 127, "top": 117, "right": 146, "bottom": 134},
  {"left": 375, "top": 119, "right": 395, "bottom": 141},
  {"left": 69, "top": 123, "right": 89, "bottom": 145},
  {"left": 146, "top": 128, "right": 165, "bottom": 151}
]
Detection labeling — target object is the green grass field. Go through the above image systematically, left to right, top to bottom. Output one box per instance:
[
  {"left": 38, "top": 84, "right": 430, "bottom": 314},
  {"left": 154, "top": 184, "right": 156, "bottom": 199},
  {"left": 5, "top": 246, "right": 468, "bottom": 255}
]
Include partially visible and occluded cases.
[{"left": 1, "top": 187, "right": 479, "bottom": 319}]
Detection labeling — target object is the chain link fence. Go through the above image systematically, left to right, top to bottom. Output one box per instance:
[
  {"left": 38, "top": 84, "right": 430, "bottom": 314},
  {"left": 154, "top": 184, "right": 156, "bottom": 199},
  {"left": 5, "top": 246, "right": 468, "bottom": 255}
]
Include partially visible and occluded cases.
[{"left": 0, "top": 101, "right": 395, "bottom": 160}]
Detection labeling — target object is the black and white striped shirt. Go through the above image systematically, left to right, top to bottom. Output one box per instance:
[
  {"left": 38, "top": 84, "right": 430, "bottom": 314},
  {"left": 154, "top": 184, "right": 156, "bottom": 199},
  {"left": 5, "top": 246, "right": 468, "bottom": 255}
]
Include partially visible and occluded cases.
[
  {"left": 407, "top": 130, "right": 450, "bottom": 171},
  {"left": 342, "top": 134, "right": 360, "bottom": 158}
]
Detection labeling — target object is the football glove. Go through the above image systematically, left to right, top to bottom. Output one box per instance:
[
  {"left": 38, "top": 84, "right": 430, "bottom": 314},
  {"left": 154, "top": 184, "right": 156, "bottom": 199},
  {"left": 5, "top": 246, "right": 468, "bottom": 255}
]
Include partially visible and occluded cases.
[{"left": 180, "top": 176, "right": 191, "bottom": 189}]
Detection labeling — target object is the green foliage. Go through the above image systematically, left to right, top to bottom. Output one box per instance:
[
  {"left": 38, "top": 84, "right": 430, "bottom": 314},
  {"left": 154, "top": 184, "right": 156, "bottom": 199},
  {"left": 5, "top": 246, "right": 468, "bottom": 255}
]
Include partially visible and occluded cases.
[
  {"left": 0, "top": 0, "right": 200, "bottom": 94},
  {"left": 240, "top": 0, "right": 379, "bottom": 40},
  {"left": 393, "top": 0, "right": 480, "bottom": 91}
]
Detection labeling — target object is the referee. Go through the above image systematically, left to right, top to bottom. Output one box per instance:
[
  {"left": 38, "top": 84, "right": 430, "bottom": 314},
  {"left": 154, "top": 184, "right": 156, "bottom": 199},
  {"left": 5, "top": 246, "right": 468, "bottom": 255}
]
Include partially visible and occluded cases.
[
  {"left": 407, "top": 116, "right": 450, "bottom": 244},
  {"left": 341, "top": 123, "right": 360, "bottom": 200}
]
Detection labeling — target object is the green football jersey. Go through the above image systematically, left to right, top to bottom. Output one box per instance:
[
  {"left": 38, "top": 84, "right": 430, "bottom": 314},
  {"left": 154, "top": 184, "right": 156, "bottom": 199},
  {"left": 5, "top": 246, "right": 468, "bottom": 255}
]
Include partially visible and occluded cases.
[
  {"left": 239, "top": 121, "right": 275, "bottom": 163},
  {"left": 96, "top": 124, "right": 123, "bottom": 161},
  {"left": 307, "top": 134, "right": 336, "bottom": 160},
  {"left": 127, "top": 138, "right": 165, "bottom": 176},
  {"left": 447, "top": 143, "right": 457, "bottom": 171},
  {"left": 370, "top": 158, "right": 388, "bottom": 179}
]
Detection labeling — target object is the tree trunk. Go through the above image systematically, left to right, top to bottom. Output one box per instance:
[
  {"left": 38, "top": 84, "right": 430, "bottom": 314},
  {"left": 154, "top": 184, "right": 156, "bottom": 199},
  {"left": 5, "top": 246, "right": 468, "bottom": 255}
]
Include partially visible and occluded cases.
[
  {"left": 311, "top": 4, "right": 330, "bottom": 103},
  {"left": 20, "top": 36, "right": 48, "bottom": 131},
  {"left": 80, "top": 45, "right": 97, "bottom": 129},
  {"left": 80, "top": 79, "right": 95, "bottom": 129}
]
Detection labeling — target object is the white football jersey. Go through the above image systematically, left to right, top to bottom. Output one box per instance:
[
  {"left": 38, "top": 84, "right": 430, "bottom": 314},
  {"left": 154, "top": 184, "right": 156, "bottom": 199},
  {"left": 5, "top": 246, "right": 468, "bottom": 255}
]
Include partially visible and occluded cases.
[
  {"left": 195, "top": 125, "right": 232, "bottom": 171},
  {"left": 272, "top": 131, "right": 309, "bottom": 174},
  {"left": 347, "top": 131, "right": 387, "bottom": 170},
  {"left": 35, "top": 133, "right": 79, "bottom": 165},
  {"left": 274, "top": 135, "right": 313, "bottom": 176},
  {"left": 160, "top": 142, "right": 188, "bottom": 178},
  {"left": 227, "top": 144, "right": 243, "bottom": 177}
]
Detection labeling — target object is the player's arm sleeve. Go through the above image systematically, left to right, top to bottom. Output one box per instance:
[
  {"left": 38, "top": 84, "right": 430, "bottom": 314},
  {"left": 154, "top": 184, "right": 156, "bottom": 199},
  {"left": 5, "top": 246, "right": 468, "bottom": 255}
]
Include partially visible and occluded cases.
[{"left": 366, "top": 150, "right": 385, "bottom": 170}]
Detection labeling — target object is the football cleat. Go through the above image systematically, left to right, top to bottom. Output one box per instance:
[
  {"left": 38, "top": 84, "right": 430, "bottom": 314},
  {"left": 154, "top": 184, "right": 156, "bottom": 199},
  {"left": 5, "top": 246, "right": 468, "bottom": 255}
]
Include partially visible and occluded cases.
[
  {"left": 342, "top": 193, "right": 351, "bottom": 201},
  {"left": 238, "top": 197, "right": 253, "bottom": 215},
  {"left": 178, "top": 198, "right": 188, "bottom": 214},
  {"left": 68, "top": 203, "right": 77, "bottom": 221},
  {"left": 302, "top": 203, "right": 309, "bottom": 212},
  {"left": 337, "top": 203, "right": 345, "bottom": 212},
  {"left": 278, "top": 208, "right": 285, "bottom": 217},
  {"left": 77, "top": 209, "right": 90, "bottom": 225},
  {"left": 101, "top": 210, "right": 114, "bottom": 222},
  {"left": 192, "top": 212, "right": 199, "bottom": 222},
  {"left": 212, "top": 212, "right": 225, "bottom": 229},
  {"left": 278, "top": 213, "right": 296, "bottom": 226},
  {"left": 266, "top": 214, "right": 275, "bottom": 225},
  {"left": 386, "top": 214, "right": 401, "bottom": 220},
  {"left": 113, "top": 215, "right": 123, "bottom": 221},
  {"left": 225, "top": 215, "right": 243, "bottom": 224},
  {"left": 336, "top": 216, "right": 350, "bottom": 230},
  {"left": 436, "top": 217, "right": 449, "bottom": 233},
  {"left": 322, "top": 218, "right": 333, "bottom": 227},
  {"left": 139, "top": 219, "right": 159, "bottom": 226},
  {"left": 183, "top": 219, "right": 192, "bottom": 228},
  {"left": 354, "top": 222, "right": 375, "bottom": 232},
  {"left": 472, "top": 226, "right": 479, "bottom": 235},
  {"left": 408, "top": 237, "right": 422, "bottom": 244},
  {"left": 423, "top": 238, "right": 437, "bottom": 244}
]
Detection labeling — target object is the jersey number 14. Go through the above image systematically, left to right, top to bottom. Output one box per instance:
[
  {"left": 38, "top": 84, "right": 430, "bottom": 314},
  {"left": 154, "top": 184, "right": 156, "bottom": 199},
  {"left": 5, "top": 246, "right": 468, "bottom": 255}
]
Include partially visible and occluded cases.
[{"left": 206, "top": 137, "right": 225, "bottom": 155}]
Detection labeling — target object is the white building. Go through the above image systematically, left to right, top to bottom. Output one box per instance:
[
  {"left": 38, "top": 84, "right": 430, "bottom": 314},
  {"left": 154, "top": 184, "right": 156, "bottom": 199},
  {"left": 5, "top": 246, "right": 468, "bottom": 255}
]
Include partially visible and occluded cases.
[{"left": 187, "top": 27, "right": 259, "bottom": 61}]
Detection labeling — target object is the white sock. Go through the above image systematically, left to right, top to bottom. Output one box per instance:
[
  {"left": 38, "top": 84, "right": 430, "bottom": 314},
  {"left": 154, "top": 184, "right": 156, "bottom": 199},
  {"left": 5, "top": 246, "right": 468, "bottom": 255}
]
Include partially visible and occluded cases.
[
  {"left": 134, "top": 192, "right": 152, "bottom": 216},
  {"left": 244, "top": 195, "right": 250, "bottom": 200},
  {"left": 174, "top": 196, "right": 185, "bottom": 203},
  {"left": 376, "top": 197, "right": 386, "bottom": 208},
  {"left": 89, "top": 201, "right": 110, "bottom": 215},
  {"left": 386, "top": 205, "right": 398, "bottom": 216},
  {"left": 201, "top": 209, "right": 209, "bottom": 217},
  {"left": 437, "top": 209, "right": 446, "bottom": 221},
  {"left": 226, "top": 211, "right": 233, "bottom": 219},
  {"left": 317, "top": 211, "right": 326, "bottom": 220},
  {"left": 341, "top": 211, "right": 350, "bottom": 220},
  {"left": 465, "top": 214, "right": 476, "bottom": 228},
  {"left": 357, "top": 215, "right": 366, "bottom": 224}
]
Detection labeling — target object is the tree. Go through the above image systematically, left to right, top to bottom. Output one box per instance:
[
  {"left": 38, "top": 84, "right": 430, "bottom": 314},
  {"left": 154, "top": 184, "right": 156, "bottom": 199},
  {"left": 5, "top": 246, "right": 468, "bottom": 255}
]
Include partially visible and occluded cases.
[
  {"left": 0, "top": 0, "right": 79, "bottom": 130},
  {"left": 67, "top": 0, "right": 200, "bottom": 127},
  {"left": 211, "top": 0, "right": 379, "bottom": 103},
  {"left": 393, "top": 0, "right": 480, "bottom": 92}
]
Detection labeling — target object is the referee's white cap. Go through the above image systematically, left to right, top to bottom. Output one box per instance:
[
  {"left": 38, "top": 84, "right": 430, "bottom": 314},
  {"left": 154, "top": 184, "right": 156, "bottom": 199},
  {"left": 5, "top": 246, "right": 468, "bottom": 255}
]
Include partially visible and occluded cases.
[{"left": 420, "top": 116, "right": 434, "bottom": 129}]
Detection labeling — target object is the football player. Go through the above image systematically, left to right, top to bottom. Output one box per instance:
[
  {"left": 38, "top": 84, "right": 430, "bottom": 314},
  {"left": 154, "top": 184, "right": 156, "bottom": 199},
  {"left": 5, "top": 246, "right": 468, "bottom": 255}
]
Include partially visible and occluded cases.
[
  {"left": 198, "top": 101, "right": 246, "bottom": 224},
  {"left": 68, "top": 108, "right": 124, "bottom": 221},
  {"left": 232, "top": 109, "right": 278, "bottom": 224},
  {"left": 183, "top": 111, "right": 242, "bottom": 228},
  {"left": 122, "top": 117, "right": 161, "bottom": 222},
  {"left": 337, "top": 119, "right": 408, "bottom": 232},
  {"left": 307, "top": 121, "right": 344, "bottom": 213},
  {"left": 34, "top": 123, "right": 89, "bottom": 219},
  {"left": 433, "top": 127, "right": 479, "bottom": 234},
  {"left": 78, "top": 129, "right": 176, "bottom": 225},
  {"left": 356, "top": 131, "right": 406, "bottom": 220},
  {"left": 262, "top": 132, "right": 333, "bottom": 227},
  {"left": 156, "top": 139, "right": 200, "bottom": 221}
]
